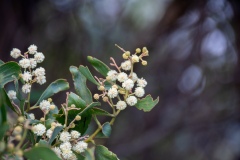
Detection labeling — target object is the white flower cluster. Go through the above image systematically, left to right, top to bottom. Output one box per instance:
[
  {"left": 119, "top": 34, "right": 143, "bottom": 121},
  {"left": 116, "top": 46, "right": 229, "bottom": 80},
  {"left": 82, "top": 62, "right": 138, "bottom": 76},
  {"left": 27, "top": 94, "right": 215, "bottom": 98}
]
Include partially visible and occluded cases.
[
  {"left": 10, "top": 45, "right": 46, "bottom": 94},
  {"left": 94, "top": 47, "right": 149, "bottom": 111},
  {"left": 32, "top": 123, "right": 46, "bottom": 136},
  {"left": 52, "top": 130, "right": 87, "bottom": 160}
]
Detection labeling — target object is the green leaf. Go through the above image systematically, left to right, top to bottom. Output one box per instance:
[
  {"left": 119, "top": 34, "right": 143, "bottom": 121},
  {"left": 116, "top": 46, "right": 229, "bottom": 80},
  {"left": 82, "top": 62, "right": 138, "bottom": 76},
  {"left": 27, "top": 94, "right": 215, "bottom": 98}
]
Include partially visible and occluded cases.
[
  {"left": 87, "top": 56, "right": 110, "bottom": 77},
  {"left": 0, "top": 60, "right": 4, "bottom": 65},
  {"left": 0, "top": 61, "right": 21, "bottom": 88},
  {"left": 79, "top": 65, "right": 100, "bottom": 86},
  {"left": 70, "top": 66, "right": 92, "bottom": 105},
  {"left": 14, "top": 79, "right": 25, "bottom": 115},
  {"left": 34, "top": 79, "right": 69, "bottom": 106},
  {"left": 68, "top": 92, "right": 86, "bottom": 108},
  {"left": 135, "top": 95, "right": 159, "bottom": 112},
  {"left": 78, "top": 102, "right": 101, "bottom": 116},
  {"left": 46, "top": 104, "right": 59, "bottom": 120},
  {"left": 90, "top": 107, "right": 113, "bottom": 117},
  {"left": 45, "top": 119, "right": 55, "bottom": 129},
  {"left": 102, "top": 122, "right": 111, "bottom": 137},
  {"left": 0, "top": 123, "right": 9, "bottom": 140},
  {"left": 48, "top": 126, "right": 63, "bottom": 145},
  {"left": 27, "top": 130, "right": 36, "bottom": 145},
  {"left": 38, "top": 139, "right": 49, "bottom": 147},
  {"left": 95, "top": 145, "right": 118, "bottom": 160},
  {"left": 24, "top": 146, "right": 61, "bottom": 160},
  {"left": 85, "top": 147, "right": 95, "bottom": 160},
  {"left": 75, "top": 153, "right": 85, "bottom": 160}
]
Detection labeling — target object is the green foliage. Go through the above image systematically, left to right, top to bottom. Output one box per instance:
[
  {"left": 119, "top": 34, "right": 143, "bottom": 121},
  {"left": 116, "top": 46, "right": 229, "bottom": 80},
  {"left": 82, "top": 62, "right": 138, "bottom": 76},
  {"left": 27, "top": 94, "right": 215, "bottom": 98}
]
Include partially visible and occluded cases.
[
  {"left": 87, "top": 56, "right": 110, "bottom": 77},
  {"left": 0, "top": 61, "right": 21, "bottom": 88},
  {"left": 79, "top": 65, "right": 100, "bottom": 86},
  {"left": 135, "top": 95, "right": 159, "bottom": 112},
  {"left": 102, "top": 122, "right": 111, "bottom": 137},
  {"left": 48, "top": 126, "right": 63, "bottom": 145},
  {"left": 95, "top": 145, "right": 119, "bottom": 160},
  {"left": 24, "top": 146, "right": 61, "bottom": 160}
]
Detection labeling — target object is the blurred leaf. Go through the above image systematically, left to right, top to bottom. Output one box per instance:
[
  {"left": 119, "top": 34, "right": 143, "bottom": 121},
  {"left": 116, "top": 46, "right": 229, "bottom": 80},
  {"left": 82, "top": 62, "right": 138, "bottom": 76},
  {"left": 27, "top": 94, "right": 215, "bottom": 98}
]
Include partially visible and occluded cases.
[
  {"left": 87, "top": 56, "right": 110, "bottom": 77},
  {"left": 0, "top": 59, "right": 4, "bottom": 65},
  {"left": 0, "top": 61, "right": 21, "bottom": 88},
  {"left": 79, "top": 65, "right": 100, "bottom": 86},
  {"left": 70, "top": 66, "right": 92, "bottom": 105},
  {"left": 14, "top": 79, "right": 25, "bottom": 115},
  {"left": 34, "top": 79, "right": 69, "bottom": 106},
  {"left": 0, "top": 88, "right": 16, "bottom": 119},
  {"left": 68, "top": 92, "right": 86, "bottom": 108},
  {"left": 135, "top": 95, "right": 159, "bottom": 112},
  {"left": 46, "top": 104, "right": 59, "bottom": 120},
  {"left": 90, "top": 107, "right": 113, "bottom": 117},
  {"left": 45, "top": 119, "right": 54, "bottom": 129},
  {"left": 102, "top": 122, "right": 111, "bottom": 137},
  {"left": 0, "top": 123, "right": 9, "bottom": 140},
  {"left": 48, "top": 126, "right": 63, "bottom": 145},
  {"left": 27, "top": 130, "right": 35, "bottom": 145},
  {"left": 95, "top": 132, "right": 108, "bottom": 138},
  {"left": 38, "top": 139, "right": 49, "bottom": 147},
  {"left": 95, "top": 145, "right": 118, "bottom": 160},
  {"left": 24, "top": 146, "right": 61, "bottom": 160},
  {"left": 85, "top": 147, "right": 95, "bottom": 160},
  {"left": 75, "top": 153, "right": 85, "bottom": 160}
]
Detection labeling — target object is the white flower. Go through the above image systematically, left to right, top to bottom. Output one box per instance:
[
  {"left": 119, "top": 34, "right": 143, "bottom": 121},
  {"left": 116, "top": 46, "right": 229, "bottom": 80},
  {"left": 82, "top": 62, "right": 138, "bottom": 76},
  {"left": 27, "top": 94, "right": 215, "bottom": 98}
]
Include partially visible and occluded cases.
[
  {"left": 28, "top": 44, "right": 37, "bottom": 54},
  {"left": 10, "top": 48, "right": 21, "bottom": 59},
  {"left": 34, "top": 52, "right": 45, "bottom": 63},
  {"left": 131, "top": 55, "right": 139, "bottom": 63},
  {"left": 19, "top": 58, "right": 30, "bottom": 68},
  {"left": 29, "top": 58, "right": 37, "bottom": 68},
  {"left": 121, "top": 60, "right": 131, "bottom": 71},
  {"left": 33, "top": 67, "right": 45, "bottom": 76},
  {"left": 107, "top": 70, "right": 118, "bottom": 81},
  {"left": 22, "top": 71, "right": 32, "bottom": 82},
  {"left": 117, "top": 72, "right": 128, "bottom": 82},
  {"left": 130, "top": 72, "right": 138, "bottom": 82},
  {"left": 36, "top": 75, "right": 46, "bottom": 85},
  {"left": 137, "top": 78, "right": 147, "bottom": 87},
  {"left": 122, "top": 79, "right": 134, "bottom": 90},
  {"left": 22, "top": 84, "right": 31, "bottom": 93},
  {"left": 107, "top": 87, "right": 118, "bottom": 98},
  {"left": 135, "top": 87, "right": 145, "bottom": 97},
  {"left": 7, "top": 90, "right": 17, "bottom": 100},
  {"left": 126, "top": 96, "right": 138, "bottom": 106},
  {"left": 39, "top": 100, "right": 50, "bottom": 112},
  {"left": 116, "top": 101, "right": 127, "bottom": 110},
  {"left": 29, "top": 113, "right": 35, "bottom": 120},
  {"left": 32, "top": 123, "right": 46, "bottom": 136},
  {"left": 46, "top": 129, "right": 53, "bottom": 138},
  {"left": 71, "top": 130, "right": 80, "bottom": 139},
  {"left": 60, "top": 131, "right": 71, "bottom": 142},
  {"left": 72, "top": 141, "right": 88, "bottom": 153},
  {"left": 60, "top": 142, "right": 72, "bottom": 151},
  {"left": 52, "top": 147, "right": 62, "bottom": 158},
  {"left": 62, "top": 149, "right": 73, "bottom": 159}
]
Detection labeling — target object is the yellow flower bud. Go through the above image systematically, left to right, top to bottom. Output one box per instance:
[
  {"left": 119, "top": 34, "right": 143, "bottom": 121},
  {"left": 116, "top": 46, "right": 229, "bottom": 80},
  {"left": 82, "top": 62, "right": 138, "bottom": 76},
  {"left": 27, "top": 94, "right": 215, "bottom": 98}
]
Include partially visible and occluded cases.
[
  {"left": 142, "top": 47, "right": 147, "bottom": 52},
  {"left": 136, "top": 48, "right": 141, "bottom": 53},
  {"left": 125, "top": 51, "right": 131, "bottom": 56},
  {"left": 122, "top": 53, "right": 128, "bottom": 59},
  {"left": 132, "top": 55, "right": 139, "bottom": 63},
  {"left": 142, "top": 60, "right": 147, "bottom": 66},
  {"left": 112, "top": 84, "right": 118, "bottom": 89},
  {"left": 98, "top": 85, "right": 105, "bottom": 91},
  {"left": 118, "top": 88, "right": 126, "bottom": 94},
  {"left": 94, "top": 94, "right": 99, "bottom": 100},
  {"left": 102, "top": 96, "right": 108, "bottom": 102},
  {"left": 48, "top": 98, "right": 52, "bottom": 102},
  {"left": 71, "top": 104, "right": 76, "bottom": 108},
  {"left": 50, "top": 105, "right": 55, "bottom": 110},
  {"left": 75, "top": 115, "right": 81, "bottom": 121},
  {"left": 17, "top": 116, "right": 25, "bottom": 123},
  {"left": 40, "top": 117, "right": 45, "bottom": 122},
  {"left": 51, "top": 122, "right": 56, "bottom": 127},
  {"left": 70, "top": 123, "right": 75, "bottom": 128},
  {"left": 13, "top": 126, "right": 22, "bottom": 135},
  {"left": 51, "top": 126, "right": 55, "bottom": 131},
  {"left": 15, "top": 135, "right": 22, "bottom": 141},
  {"left": 7, "top": 143, "right": 14, "bottom": 151},
  {"left": 35, "top": 143, "right": 39, "bottom": 147},
  {"left": 15, "top": 149, "right": 23, "bottom": 157}
]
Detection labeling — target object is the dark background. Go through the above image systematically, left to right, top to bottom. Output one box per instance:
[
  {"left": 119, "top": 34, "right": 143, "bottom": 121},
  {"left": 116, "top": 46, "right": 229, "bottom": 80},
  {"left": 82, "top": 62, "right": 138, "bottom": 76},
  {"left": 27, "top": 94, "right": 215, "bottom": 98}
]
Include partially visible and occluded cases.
[{"left": 1, "top": 0, "right": 240, "bottom": 159}]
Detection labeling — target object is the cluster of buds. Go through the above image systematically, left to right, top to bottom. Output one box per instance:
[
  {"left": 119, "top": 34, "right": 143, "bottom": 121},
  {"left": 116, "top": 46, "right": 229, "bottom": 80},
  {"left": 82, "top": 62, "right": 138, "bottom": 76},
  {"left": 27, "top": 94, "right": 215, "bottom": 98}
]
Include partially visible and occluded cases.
[
  {"left": 9, "top": 44, "right": 46, "bottom": 95},
  {"left": 93, "top": 45, "right": 149, "bottom": 110}
]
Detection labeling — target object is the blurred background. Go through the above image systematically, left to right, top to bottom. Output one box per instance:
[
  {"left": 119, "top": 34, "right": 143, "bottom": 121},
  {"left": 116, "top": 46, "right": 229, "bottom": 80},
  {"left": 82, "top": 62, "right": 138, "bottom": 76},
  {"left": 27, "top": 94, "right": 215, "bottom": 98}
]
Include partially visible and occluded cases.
[{"left": 1, "top": 0, "right": 240, "bottom": 159}]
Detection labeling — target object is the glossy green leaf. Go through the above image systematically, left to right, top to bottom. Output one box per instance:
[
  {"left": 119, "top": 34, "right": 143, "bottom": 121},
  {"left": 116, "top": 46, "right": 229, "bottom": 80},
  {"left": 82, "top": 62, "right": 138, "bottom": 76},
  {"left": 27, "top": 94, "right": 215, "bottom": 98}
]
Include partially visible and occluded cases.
[
  {"left": 87, "top": 56, "right": 110, "bottom": 77},
  {"left": 0, "top": 60, "right": 4, "bottom": 65},
  {"left": 0, "top": 61, "right": 21, "bottom": 88},
  {"left": 79, "top": 65, "right": 99, "bottom": 85},
  {"left": 70, "top": 66, "right": 92, "bottom": 104},
  {"left": 14, "top": 79, "right": 25, "bottom": 115},
  {"left": 34, "top": 79, "right": 69, "bottom": 106},
  {"left": 0, "top": 88, "right": 17, "bottom": 118},
  {"left": 68, "top": 92, "right": 86, "bottom": 108},
  {"left": 135, "top": 95, "right": 159, "bottom": 112},
  {"left": 78, "top": 102, "right": 101, "bottom": 116},
  {"left": 46, "top": 103, "right": 59, "bottom": 120},
  {"left": 90, "top": 107, "right": 113, "bottom": 117},
  {"left": 45, "top": 119, "right": 55, "bottom": 129},
  {"left": 102, "top": 122, "right": 111, "bottom": 137},
  {"left": 0, "top": 123, "right": 9, "bottom": 140},
  {"left": 48, "top": 126, "right": 63, "bottom": 145},
  {"left": 27, "top": 130, "right": 36, "bottom": 145},
  {"left": 38, "top": 139, "right": 49, "bottom": 147},
  {"left": 95, "top": 145, "right": 118, "bottom": 160},
  {"left": 24, "top": 146, "right": 61, "bottom": 160},
  {"left": 85, "top": 147, "right": 95, "bottom": 160},
  {"left": 75, "top": 153, "right": 85, "bottom": 160}
]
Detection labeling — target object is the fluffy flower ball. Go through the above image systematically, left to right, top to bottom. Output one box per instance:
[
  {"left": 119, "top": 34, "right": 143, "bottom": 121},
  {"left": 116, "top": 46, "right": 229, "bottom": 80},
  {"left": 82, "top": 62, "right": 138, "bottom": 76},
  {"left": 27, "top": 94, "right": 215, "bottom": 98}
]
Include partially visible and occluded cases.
[
  {"left": 28, "top": 44, "right": 37, "bottom": 54},
  {"left": 10, "top": 48, "right": 21, "bottom": 59},
  {"left": 34, "top": 52, "right": 45, "bottom": 63},
  {"left": 131, "top": 55, "right": 139, "bottom": 63},
  {"left": 19, "top": 58, "right": 30, "bottom": 68},
  {"left": 29, "top": 58, "right": 37, "bottom": 68},
  {"left": 121, "top": 60, "right": 131, "bottom": 71},
  {"left": 33, "top": 67, "right": 45, "bottom": 76},
  {"left": 107, "top": 70, "right": 118, "bottom": 81},
  {"left": 22, "top": 71, "right": 32, "bottom": 82},
  {"left": 117, "top": 72, "right": 128, "bottom": 82},
  {"left": 131, "top": 72, "right": 138, "bottom": 82},
  {"left": 36, "top": 75, "right": 46, "bottom": 85},
  {"left": 137, "top": 78, "right": 147, "bottom": 88},
  {"left": 122, "top": 79, "right": 134, "bottom": 90},
  {"left": 22, "top": 84, "right": 31, "bottom": 93},
  {"left": 107, "top": 87, "right": 118, "bottom": 98},
  {"left": 135, "top": 87, "right": 145, "bottom": 97},
  {"left": 7, "top": 90, "right": 17, "bottom": 100},
  {"left": 126, "top": 96, "right": 138, "bottom": 106},
  {"left": 39, "top": 100, "right": 50, "bottom": 112},
  {"left": 116, "top": 101, "right": 127, "bottom": 110},
  {"left": 29, "top": 113, "right": 35, "bottom": 120},
  {"left": 32, "top": 123, "right": 46, "bottom": 136},
  {"left": 46, "top": 129, "right": 53, "bottom": 138},
  {"left": 71, "top": 130, "right": 81, "bottom": 139},
  {"left": 60, "top": 131, "right": 71, "bottom": 142},
  {"left": 72, "top": 141, "right": 88, "bottom": 153},
  {"left": 60, "top": 142, "right": 72, "bottom": 151},
  {"left": 53, "top": 147, "right": 62, "bottom": 158}
]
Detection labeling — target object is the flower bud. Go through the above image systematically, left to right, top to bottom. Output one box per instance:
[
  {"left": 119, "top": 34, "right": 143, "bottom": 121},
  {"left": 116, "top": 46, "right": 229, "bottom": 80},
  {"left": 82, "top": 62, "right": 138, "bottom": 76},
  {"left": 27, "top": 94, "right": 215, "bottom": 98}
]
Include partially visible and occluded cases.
[
  {"left": 142, "top": 47, "right": 147, "bottom": 52},
  {"left": 136, "top": 48, "right": 141, "bottom": 53},
  {"left": 122, "top": 53, "right": 128, "bottom": 59},
  {"left": 132, "top": 55, "right": 139, "bottom": 63},
  {"left": 142, "top": 60, "right": 147, "bottom": 66},
  {"left": 112, "top": 84, "right": 118, "bottom": 89},
  {"left": 98, "top": 85, "right": 105, "bottom": 91},
  {"left": 118, "top": 88, "right": 126, "bottom": 94},
  {"left": 94, "top": 94, "right": 99, "bottom": 100},
  {"left": 102, "top": 96, "right": 108, "bottom": 102},
  {"left": 48, "top": 98, "right": 52, "bottom": 102},
  {"left": 71, "top": 104, "right": 76, "bottom": 108},
  {"left": 50, "top": 105, "right": 55, "bottom": 110},
  {"left": 75, "top": 115, "right": 81, "bottom": 121},
  {"left": 18, "top": 116, "right": 25, "bottom": 123},
  {"left": 40, "top": 117, "right": 45, "bottom": 122},
  {"left": 51, "top": 122, "right": 56, "bottom": 127},
  {"left": 70, "top": 123, "right": 75, "bottom": 128},
  {"left": 13, "top": 126, "right": 22, "bottom": 135},
  {"left": 51, "top": 126, "right": 55, "bottom": 131},
  {"left": 15, "top": 135, "right": 22, "bottom": 141},
  {"left": 7, "top": 143, "right": 14, "bottom": 151},
  {"left": 35, "top": 143, "right": 39, "bottom": 146},
  {"left": 15, "top": 149, "right": 23, "bottom": 157}
]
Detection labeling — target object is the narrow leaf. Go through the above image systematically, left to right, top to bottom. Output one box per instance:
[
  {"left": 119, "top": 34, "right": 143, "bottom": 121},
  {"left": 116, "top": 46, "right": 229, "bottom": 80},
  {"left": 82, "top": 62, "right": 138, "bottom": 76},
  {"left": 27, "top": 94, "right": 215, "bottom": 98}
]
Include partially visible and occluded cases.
[
  {"left": 87, "top": 56, "right": 110, "bottom": 77},
  {"left": 0, "top": 59, "right": 4, "bottom": 65},
  {"left": 0, "top": 61, "right": 21, "bottom": 88},
  {"left": 79, "top": 65, "right": 100, "bottom": 85},
  {"left": 70, "top": 66, "right": 92, "bottom": 104},
  {"left": 14, "top": 79, "right": 25, "bottom": 115},
  {"left": 34, "top": 79, "right": 69, "bottom": 106},
  {"left": 0, "top": 88, "right": 17, "bottom": 119},
  {"left": 68, "top": 92, "right": 86, "bottom": 108},
  {"left": 135, "top": 95, "right": 159, "bottom": 112},
  {"left": 78, "top": 102, "right": 101, "bottom": 116},
  {"left": 90, "top": 107, "right": 113, "bottom": 117},
  {"left": 102, "top": 122, "right": 111, "bottom": 137},
  {"left": 0, "top": 123, "right": 9, "bottom": 140},
  {"left": 48, "top": 126, "right": 63, "bottom": 145},
  {"left": 38, "top": 139, "right": 49, "bottom": 147},
  {"left": 95, "top": 145, "right": 118, "bottom": 160},
  {"left": 24, "top": 146, "right": 61, "bottom": 160},
  {"left": 85, "top": 147, "right": 95, "bottom": 160}
]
